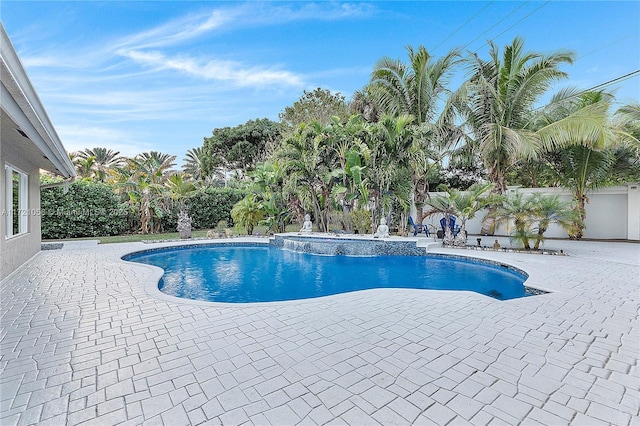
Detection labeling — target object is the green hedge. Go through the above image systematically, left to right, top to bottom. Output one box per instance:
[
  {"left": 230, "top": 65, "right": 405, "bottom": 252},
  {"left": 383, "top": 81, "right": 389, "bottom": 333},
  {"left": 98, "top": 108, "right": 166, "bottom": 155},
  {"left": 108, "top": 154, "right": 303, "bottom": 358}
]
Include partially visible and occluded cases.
[
  {"left": 41, "top": 181, "right": 128, "bottom": 239},
  {"left": 187, "top": 188, "right": 247, "bottom": 229}
]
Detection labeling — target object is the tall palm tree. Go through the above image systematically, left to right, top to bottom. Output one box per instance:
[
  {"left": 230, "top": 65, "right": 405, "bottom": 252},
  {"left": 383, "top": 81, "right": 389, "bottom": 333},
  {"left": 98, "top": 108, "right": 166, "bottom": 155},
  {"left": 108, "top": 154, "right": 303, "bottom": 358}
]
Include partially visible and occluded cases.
[
  {"left": 453, "top": 37, "right": 575, "bottom": 234},
  {"left": 369, "top": 45, "right": 462, "bottom": 220},
  {"left": 370, "top": 45, "right": 459, "bottom": 125},
  {"left": 535, "top": 91, "right": 639, "bottom": 238},
  {"left": 368, "top": 114, "right": 417, "bottom": 229},
  {"left": 278, "top": 121, "right": 338, "bottom": 232},
  {"left": 77, "top": 147, "right": 124, "bottom": 182},
  {"left": 182, "top": 147, "right": 212, "bottom": 183}
]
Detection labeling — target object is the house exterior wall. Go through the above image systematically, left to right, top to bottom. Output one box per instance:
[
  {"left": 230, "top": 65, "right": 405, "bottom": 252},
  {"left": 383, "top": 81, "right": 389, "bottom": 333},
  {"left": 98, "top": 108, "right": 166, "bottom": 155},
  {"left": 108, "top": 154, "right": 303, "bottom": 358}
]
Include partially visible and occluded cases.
[
  {"left": 0, "top": 140, "right": 42, "bottom": 281},
  {"left": 421, "top": 185, "right": 640, "bottom": 241}
]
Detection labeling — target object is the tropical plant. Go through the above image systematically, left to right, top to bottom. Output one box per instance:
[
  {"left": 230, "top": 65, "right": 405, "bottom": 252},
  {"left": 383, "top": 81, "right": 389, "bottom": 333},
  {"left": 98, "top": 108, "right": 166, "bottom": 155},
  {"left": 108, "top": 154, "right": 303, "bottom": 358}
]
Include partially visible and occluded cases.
[
  {"left": 453, "top": 37, "right": 575, "bottom": 234},
  {"left": 369, "top": 45, "right": 463, "bottom": 219},
  {"left": 370, "top": 45, "right": 459, "bottom": 125},
  {"left": 349, "top": 87, "right": 380, "bottom": 123},
  {"left": 279, "top": 88, "right": 350, "bottom": 133},
  {"left": 535, "top": 91, "right": 639, "bottom": 238},
  {"left": 367, "top": 114, "right": 417, "bottom": 231},
  {"left": 327, "top": 115, "right": 370, "bottom": 230},
  {"left": 202, "top": 118, "right": 280, "bottom": 179},
  {"left": 278, "top": 121, "right": 338, "bottom": 232},
  {"left": 77, "top": 147, "right": 124, "bottom": 182},
  {"left": 182, "top": 147, "right": 214, "bottom": 183},
  {"left": 110, "top": 151, "right": 177, "bottom": 234},
  {"left": 73, "top": 155, "right": 96, "bottom": 179},
  {"left": 249, "top": 161, "right": 290, "bottom": 233},
  {"left": 164, "top": 173, "right": 197, "bottom": 211},
  {"left": 164, "top": 173, "right": 198, "bottom": 236},
  {"left": 424, "top": 182, "right": 494, "bottom": 246},
  {"left": 489, "top": 192, "right": 537, "bottom": 249},
  {"left": 530, "top": 194, "right": 577, "bottom": 249},
  {"left": 231, "top": 195, "right": 264, "bottom": 235},
  {"left": 348, "top": 209, "right": 372, "bottom": 234}
]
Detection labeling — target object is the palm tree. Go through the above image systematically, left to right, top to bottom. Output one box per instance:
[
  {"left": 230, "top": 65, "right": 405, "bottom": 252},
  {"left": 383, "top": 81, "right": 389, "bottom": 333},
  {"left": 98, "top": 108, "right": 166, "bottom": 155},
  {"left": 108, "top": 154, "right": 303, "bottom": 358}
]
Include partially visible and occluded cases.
[
  {"left": 453, "top": 37, "right": 575, "bottom": 234},
  {"left": 369, "top": 45, "right": 462, "bottom": 219},
  {"left": 370, "top": 45, "right": 459, "bottom": 125},
  {"left": 535, "top": 91, "right": 639, "bottom": 238},
  {"left": 368, "top": 114, "right": 418, "bottom": 230},
  {"left": 278, "top": 121, "right": 338, "bottom": 232},
  {"left": 77, "top": 147, "right": 124, "bottom": 182},
  {"left": 182, "top": 147, "right": 214, "bottom": 183},
  {"left": 111, "top": 151, "right": 177, "bottom": 234},
  {"left": 134, "top": 151, "right": 177, "bottom": 179},
  {"left": 73, "top": 155, "right": 96, "bottom": 179},
  {"left": 248, "top": 161, "right": 290, "bottom": 233},
  {"left": 165, "top": 173, "right": 197, "bottom": 211},
  {"left": 425, "top": 182, "right": 494, "bottom": 246},
  {"left": 490, "top": 192, "right": 539, "bottom": 250},
  {"left": 531, "top": 194, "right": 576, "bottom": 249},
  {"left": 231, "top": 195, "right": 263, "bottom": 235}
]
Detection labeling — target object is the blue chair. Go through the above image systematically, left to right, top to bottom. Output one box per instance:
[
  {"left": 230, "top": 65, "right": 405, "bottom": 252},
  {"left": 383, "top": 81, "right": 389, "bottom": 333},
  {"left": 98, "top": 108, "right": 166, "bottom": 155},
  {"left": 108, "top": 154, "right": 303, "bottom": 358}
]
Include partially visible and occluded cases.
[
  {"left": 409, "top": 216, "right": 428, "bottom": 237},
  {"left": 440, "top": 216, "right": 460, "bottom": 237},
  {"left": 449, "top": 216, "right": 460, "bottom": 237}
]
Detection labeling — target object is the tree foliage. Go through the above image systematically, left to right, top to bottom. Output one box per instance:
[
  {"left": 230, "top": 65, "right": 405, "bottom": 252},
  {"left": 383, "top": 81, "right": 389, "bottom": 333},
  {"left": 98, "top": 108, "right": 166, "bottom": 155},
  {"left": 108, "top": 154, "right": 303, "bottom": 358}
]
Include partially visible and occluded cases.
[
  {"left": 279, "top": 88, "right": 349, "bottom": 133},
  {"left": 202, "top": 118, "right": 280, "bottom": 178}
]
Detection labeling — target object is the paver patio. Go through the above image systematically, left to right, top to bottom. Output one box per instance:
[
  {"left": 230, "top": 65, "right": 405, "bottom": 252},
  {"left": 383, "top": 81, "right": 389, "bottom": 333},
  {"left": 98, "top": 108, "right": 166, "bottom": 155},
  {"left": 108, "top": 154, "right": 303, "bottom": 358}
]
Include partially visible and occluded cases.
[{"left": 1, "top": 237, "right": 638, "bottom": 425}]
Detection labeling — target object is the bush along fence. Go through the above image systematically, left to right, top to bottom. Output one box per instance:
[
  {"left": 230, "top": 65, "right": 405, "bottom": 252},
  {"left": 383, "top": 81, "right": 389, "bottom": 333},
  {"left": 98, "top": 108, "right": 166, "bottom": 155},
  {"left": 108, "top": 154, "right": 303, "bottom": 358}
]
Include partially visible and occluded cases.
[{"left": 41, "top": 181, "right": 246, "bottom": 239}]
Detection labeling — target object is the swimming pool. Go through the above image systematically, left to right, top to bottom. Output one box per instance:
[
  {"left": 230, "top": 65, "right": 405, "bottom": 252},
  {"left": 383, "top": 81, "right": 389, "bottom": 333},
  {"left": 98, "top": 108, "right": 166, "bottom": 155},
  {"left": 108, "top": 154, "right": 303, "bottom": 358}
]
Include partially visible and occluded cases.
[{"left": 124, "top": 244, "right": 532, "bottom": 302}]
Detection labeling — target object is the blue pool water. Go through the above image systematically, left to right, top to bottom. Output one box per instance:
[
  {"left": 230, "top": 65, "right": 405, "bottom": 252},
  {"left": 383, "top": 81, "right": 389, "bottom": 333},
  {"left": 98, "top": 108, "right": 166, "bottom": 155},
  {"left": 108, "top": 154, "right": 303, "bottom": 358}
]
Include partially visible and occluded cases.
[{"left": 125, "top": 245, "right": 531, "bottom": 302}]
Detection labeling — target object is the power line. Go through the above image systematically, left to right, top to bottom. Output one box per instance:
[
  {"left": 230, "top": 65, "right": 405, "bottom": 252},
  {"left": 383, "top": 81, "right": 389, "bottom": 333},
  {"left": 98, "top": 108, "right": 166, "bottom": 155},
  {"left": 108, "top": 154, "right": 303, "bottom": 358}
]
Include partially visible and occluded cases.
[
  {"left": 432, "top": 1, "right": 494, "bottom": 52},
  {"left": 461, "top": 1, "right": 530, "bottom": 51},
  {"left": 471, "top": 1, "right": 550, "bottom": 53},
  {"left": 577, "top": 35, "right": 634, "bottom": 60},
  {"left": 534, "top": 69, "right": 640, "bottom": 111},
  {"left": 585, "top": 69, "right": 640, "bottom": 92}
]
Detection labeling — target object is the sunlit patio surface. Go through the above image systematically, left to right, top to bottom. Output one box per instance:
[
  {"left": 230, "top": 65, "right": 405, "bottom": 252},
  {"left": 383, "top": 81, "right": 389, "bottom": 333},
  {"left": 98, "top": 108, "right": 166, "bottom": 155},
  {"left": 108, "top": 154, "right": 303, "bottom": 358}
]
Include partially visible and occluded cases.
[{"left": 1, "top": 238, "right": 638, "bottom": 425}]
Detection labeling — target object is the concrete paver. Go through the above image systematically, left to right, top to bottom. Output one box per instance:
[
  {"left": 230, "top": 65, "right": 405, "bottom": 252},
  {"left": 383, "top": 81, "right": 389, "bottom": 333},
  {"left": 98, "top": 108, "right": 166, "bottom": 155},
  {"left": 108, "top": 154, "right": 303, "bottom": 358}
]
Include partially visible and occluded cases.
[{"left": 1, "top": 237, "right": 638, "bottom": 425}]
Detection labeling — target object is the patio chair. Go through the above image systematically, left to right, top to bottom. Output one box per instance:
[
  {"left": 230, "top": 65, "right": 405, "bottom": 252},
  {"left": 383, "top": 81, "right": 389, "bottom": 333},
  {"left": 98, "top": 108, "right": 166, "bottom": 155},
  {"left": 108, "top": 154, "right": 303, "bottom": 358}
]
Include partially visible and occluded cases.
[
  {"left": 409, "top": 216, "right": 428, "bottom": 237},
  {"left": 440, "top": 216, "right": 461, "bottom": 237},
  {"left": 449, "top": 216, "right": 461, "bottom": 237}
]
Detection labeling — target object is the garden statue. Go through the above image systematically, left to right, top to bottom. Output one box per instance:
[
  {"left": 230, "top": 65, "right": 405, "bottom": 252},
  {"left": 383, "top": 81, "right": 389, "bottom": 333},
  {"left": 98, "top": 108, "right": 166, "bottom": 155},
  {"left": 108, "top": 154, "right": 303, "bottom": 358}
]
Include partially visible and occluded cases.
[
  {"left": 177, "top": 211, "right": 192, "bottom": 239},
  {"left": 300, "top": 214, "right": 313, "bottom": 233},
  {"left": 373, "top": 218, "right": 390, "bottom": 238},
  {"left": 493, "top": 239, "right": 501, "bottom": 250}
]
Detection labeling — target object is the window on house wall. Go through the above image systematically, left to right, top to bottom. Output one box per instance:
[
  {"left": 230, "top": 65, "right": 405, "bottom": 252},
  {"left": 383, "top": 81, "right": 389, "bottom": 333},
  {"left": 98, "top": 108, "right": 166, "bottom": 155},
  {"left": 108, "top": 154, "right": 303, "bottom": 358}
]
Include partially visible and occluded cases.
[{"left": 5, "top": 164, "right": 28, "bottom": 238}]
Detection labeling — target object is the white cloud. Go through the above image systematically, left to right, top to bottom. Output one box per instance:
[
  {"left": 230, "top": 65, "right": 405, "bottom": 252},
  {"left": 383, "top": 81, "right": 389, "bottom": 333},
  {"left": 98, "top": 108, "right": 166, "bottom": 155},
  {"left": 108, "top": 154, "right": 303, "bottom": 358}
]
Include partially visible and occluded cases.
[
  {"left": 113, "top": 2, "right": 376, "bottom": 50},
  {"left": 118, "top": 49, "right": 304, "bottom": 88},
  {"left": 57, "top": 125, "right": 152, "bottom": 157}
]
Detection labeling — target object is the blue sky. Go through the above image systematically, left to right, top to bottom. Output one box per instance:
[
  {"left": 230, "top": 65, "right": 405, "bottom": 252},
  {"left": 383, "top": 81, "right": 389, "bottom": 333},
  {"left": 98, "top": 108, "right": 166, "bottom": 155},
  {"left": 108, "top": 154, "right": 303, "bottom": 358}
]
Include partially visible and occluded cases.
[{"left": 3, "top": 1, "right": 639, "bottom": 165}]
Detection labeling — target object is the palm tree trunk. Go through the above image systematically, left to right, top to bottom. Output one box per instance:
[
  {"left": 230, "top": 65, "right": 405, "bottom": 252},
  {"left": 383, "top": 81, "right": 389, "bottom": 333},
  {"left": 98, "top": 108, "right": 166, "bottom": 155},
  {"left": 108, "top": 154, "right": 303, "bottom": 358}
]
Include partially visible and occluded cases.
[
  {"left": 480, "top": 175, "right": 506, "bottom": 235},
  {"left": 569, "top": 195, "right": 586, "bottom": 239},
  {"left": 533, "top": 226, "right": 546, "bottom": 250}
]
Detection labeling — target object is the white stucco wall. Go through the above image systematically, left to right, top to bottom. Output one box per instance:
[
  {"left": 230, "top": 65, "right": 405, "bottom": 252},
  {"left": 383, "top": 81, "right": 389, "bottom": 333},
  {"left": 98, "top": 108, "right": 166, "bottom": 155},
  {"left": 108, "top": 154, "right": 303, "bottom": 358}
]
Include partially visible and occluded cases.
[{"left": 0, "top": 141, "right": 42, "bottom": 281}]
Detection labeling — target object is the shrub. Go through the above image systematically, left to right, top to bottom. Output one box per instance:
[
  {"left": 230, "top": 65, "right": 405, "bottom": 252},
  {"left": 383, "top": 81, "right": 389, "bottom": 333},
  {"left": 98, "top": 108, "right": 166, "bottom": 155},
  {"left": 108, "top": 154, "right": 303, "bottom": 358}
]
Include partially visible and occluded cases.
[
  {"left": 41, "top": 181, "right": 128, "bottom": 239},
  {"left": 187, "top": 188, "right": 247, "bottom": 229},
  {"left": 349, "top": 209, "right": 371, "bottom": 234}
]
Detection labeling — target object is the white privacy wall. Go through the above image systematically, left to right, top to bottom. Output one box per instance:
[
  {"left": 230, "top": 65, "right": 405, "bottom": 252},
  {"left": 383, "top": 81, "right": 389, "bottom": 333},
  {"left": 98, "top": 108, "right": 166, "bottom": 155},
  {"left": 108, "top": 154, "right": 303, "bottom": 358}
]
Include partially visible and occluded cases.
[{"left": 420, "top": 185, "right": 640, "bottom": 241}]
